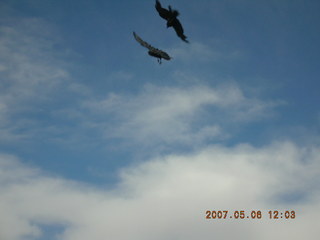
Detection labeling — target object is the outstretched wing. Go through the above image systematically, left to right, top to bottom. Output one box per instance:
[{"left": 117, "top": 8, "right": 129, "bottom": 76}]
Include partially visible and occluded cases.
[
  {"left": 155, "top": 0, "right": 171, "bottom": 20},
  {"left": 171, "top": 18, "right": 189, "bottom": 43},
  {"left": 133, "top": 31, "right": 153, "bottom": 50},
  {"left": 133, "top": 32, "right": 171, "bottom": 61}
]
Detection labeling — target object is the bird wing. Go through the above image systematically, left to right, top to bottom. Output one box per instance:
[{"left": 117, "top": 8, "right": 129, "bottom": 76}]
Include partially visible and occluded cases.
[
  {"left": 155, "top": 0, "right": 171, "bottom": 20},
  {"left": 171, "top": 18, "right": 189, "bottom": 43},
  {"left": 133, "top": 31, "right": 153, "bottom": 50},
  {"left": 133, "top": 32, "right": 171, "bottom": 60}
]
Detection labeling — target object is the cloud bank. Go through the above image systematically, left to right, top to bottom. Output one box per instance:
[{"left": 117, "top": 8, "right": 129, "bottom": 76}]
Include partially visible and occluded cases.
[{"left": 1, "top": 141, "right": 319, "bottom": 240}]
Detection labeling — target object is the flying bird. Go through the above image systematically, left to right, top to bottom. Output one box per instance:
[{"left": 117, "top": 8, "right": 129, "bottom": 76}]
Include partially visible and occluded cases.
[
  {"left": 155, "top": 0, "right": 189, "bottom": 43},
  {"left": 133, "top": 32, "right": 171, "bottom": 64}
]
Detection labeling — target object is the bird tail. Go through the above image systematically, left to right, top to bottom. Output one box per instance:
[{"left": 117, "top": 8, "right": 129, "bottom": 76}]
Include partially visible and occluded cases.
[{"left": 181, "top": 35, "right": 189, "bottom": 43}]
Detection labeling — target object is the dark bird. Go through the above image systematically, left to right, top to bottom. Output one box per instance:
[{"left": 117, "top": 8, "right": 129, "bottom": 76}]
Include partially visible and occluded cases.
[
  {"left": 155, "top": 0, "right": 189, "bottom": 43},
  {"left": 133, "top": 32, "right": 171, "bottom": 64}
]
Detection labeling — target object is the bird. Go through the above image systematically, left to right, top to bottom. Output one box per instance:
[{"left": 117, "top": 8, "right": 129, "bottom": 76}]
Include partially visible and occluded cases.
[
  {"left": 155, "top": 0, "right": 189, "bottom": 43},
  {"left": 133, "top": 32, "right": 171, "bottom": 64}
]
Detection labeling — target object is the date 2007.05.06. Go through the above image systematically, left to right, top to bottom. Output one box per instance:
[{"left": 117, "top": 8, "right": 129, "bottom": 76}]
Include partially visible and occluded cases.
[{"left": 205, "top": 210, "right": 296, "bottom": 220}]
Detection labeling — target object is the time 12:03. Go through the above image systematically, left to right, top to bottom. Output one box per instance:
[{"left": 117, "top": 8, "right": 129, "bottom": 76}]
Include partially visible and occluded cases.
[{"left": 268, "top": 210, "right": 295, "bottom": 219}]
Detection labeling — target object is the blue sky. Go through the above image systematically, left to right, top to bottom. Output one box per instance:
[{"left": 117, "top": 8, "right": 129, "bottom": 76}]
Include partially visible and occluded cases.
[{"left": 0, "top": 0, "right": 320, "bottom": 239}]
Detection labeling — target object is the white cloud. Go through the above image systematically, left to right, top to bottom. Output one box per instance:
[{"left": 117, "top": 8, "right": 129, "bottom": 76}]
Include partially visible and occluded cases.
[
  {"left": 82, "top": 84, "right": 279, "bottom": 148},
  {"left": 0, "top": 141, "right": 319, "bottom": 240}
]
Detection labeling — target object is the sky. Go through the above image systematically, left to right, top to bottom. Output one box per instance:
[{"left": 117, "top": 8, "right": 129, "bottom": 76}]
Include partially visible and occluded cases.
[{"left": 0, "top": 0, "right": 320, "bottom": 239}]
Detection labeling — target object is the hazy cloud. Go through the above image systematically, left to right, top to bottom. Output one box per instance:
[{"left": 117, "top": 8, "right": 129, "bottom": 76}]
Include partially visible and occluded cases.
[
  {"left": 0, "top": 18, "right": 75, "bottom": 142},
  {"left": 0, "top": 18, "right": 68, "bottom": 104},
  {"left": 169, "top": 40, "right": 243, "bottom": 63},
  {"left": 82, "top": 84, "right": 279, "bottom": 148}
]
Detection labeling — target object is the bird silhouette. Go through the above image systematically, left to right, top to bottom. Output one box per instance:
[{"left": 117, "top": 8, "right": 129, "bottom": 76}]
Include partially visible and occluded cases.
[
  {"left": 155, "top": 0, "right": 189, "bottom": 43},
  {"left": 133, "top": 32, "right": 171, "bottom": 64}
]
